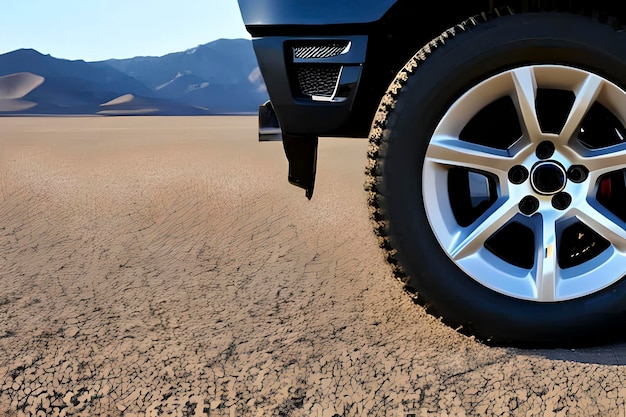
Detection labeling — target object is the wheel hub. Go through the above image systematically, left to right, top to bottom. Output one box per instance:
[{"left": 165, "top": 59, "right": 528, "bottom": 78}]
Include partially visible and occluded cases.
[{"left": 531, "top": 161, "right": 566, "bottom": 195}]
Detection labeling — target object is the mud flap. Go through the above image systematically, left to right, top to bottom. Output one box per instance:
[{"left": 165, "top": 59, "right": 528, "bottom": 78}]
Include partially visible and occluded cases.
[{"left": 282, "top": 134, "right": 318, "bottom": 200}]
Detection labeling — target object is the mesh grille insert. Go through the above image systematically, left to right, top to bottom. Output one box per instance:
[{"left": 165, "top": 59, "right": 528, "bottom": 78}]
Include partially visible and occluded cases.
[{"left": 295, "top": 65, "right": 341, "bottom": 97}]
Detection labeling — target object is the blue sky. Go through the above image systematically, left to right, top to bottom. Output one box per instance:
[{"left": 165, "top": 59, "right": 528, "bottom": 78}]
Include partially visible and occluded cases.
[{"left": 0, "top": 1, "right": 251, "bottom": 61}]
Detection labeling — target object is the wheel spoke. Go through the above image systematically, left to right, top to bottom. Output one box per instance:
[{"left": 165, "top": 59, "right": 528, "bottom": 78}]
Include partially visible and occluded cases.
[
  {"left": 511, "top": 67, "right": 542, "bottom": 141},
  {"left": 559, "top": 73, "right": 604, "bottom": 143},
  {"left": 427, "top": 134, "right": 513, "bottom": 174},
  {"left": 577, "top": 144, "right": 626, "bottom": 175},
  {"left": 448, "top": 198, "right": 518, "bottom": 260},
  {"left": 572, "top": 200, "right": 626, "bottom": 252},
  {"left": 532, "top": 214, "right": 558, "bottom": 301}
]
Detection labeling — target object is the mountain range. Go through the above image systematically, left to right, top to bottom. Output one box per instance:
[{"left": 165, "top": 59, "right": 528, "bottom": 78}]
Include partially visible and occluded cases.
[{"left": 0, "top": 39, "right": 268, "bottom": 116}]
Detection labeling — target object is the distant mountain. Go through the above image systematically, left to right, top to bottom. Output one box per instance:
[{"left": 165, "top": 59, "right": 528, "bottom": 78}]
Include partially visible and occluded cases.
[
  {"left": 0, "top": 39, "right": 268, "bottom": 115},
  {"left": 97, "top": 39, "right": 267, "bottom": 113},
  {"left": 0, "top": 49, "right": 154, "bottom": 114}
]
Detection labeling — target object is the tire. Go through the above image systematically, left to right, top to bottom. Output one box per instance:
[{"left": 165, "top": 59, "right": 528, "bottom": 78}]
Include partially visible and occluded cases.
[{"left": 366, "top": 12, "right": 626, "bottom": 347}]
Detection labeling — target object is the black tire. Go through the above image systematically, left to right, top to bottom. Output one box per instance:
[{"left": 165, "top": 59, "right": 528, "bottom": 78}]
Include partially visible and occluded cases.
[{"left": 366, "top": 12, "right": 626, "bottom": 347}]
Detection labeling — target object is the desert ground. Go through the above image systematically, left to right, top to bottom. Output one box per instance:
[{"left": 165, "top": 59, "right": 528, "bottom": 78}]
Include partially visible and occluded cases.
[{"left": 0, "top": 116, "right": 625, "bottom": 417}]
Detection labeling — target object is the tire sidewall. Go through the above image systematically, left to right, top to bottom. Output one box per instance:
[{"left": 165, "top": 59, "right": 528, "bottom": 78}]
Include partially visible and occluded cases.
[{"left": 383, "top": 12, "right": 626, "bottom": 345}]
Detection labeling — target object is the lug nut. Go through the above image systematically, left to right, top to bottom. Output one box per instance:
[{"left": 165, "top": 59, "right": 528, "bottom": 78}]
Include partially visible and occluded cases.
[
  {"left": 536, "top": 141, "right": 555, "bottom": 160},
  {"left": 508, "top": 165, "right": 529, "bottom": 184},
  {"left": 567, "top": 165, "right": 588, "bottom": 183},
  {"left": 552, "top": 192, "right": 572, "bottom": 210},
  {"left": 519, "top": 195, "right": 539, "bottom": 215}
]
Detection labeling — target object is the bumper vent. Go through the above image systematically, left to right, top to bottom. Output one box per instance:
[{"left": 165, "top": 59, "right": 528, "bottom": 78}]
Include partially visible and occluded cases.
[
  {"left": 288, "top": 39, "right": 362, "bottom": 102},
  {"left": 292, "top": 41, "right": 350, "bottom": 59},
  {"left": 295, "top": 65, "right": 341, "bottom": 98}
]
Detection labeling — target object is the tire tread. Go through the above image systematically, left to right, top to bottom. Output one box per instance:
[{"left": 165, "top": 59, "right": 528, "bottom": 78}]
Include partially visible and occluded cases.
[{"left": 364, "top": 14, "right": 487, "bottom": 292}]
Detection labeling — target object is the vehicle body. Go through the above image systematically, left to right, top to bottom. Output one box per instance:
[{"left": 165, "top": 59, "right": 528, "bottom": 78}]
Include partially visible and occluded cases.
[{"left": 238, "top": 0, "right": 626, "bottom": 346}]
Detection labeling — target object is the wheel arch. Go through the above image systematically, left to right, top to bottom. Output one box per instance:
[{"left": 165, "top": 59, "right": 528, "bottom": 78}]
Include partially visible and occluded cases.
[{"left": 357, "top": 0, "right": 626, "bottom": 138}]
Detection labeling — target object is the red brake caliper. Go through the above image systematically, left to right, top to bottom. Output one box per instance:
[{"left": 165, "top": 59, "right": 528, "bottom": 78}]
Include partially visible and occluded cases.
[{"left": 599, "top": 176, "right": 612, "bottom": 200}]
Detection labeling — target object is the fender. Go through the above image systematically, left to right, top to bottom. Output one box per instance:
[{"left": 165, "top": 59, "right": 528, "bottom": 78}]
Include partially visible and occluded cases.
[{"left": 238, "top": 0, "right": 398, "bottom": 28}]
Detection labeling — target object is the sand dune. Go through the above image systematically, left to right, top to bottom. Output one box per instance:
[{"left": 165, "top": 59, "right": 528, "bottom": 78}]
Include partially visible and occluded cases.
[
  {"left": 0, "top": 72, "right": 44, "bottom": 112},
  {"left": 0, "top": 72, "right": 44, "bottom": 99},
  {"left": 98, "top": 93, "right": 159, "bottom": 115},
  {"left": 98, "top": 93, "right": 210, "bottom": 116},
  {"left": 100, "top": 93, "right": 136, "bottom": 106},
  {"left": 0, "top": 98, "right": 37, "bottom": 112},
  {"left": 0, "top": 116, "right": 625, "bottom": 417}
]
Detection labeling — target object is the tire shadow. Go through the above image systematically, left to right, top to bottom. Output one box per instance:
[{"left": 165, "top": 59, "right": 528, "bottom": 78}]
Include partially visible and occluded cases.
[{"left": 516, "top": 342, "right": 626, "bottom": 365}]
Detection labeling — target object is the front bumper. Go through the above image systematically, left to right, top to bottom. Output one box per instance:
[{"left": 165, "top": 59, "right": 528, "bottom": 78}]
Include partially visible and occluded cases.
[{"left": 251, "top": 35, "right": 368, "bottom": 136}]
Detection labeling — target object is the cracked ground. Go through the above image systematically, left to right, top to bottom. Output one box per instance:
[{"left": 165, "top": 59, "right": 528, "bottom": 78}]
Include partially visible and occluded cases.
[{"left": 0, "top": 116, "right": 625, "bottom": 417}]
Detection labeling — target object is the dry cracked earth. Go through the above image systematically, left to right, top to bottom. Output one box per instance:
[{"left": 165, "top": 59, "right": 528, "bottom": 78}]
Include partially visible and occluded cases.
[{"left": 0, "top": 116, "right": 625, "bottom": 417}]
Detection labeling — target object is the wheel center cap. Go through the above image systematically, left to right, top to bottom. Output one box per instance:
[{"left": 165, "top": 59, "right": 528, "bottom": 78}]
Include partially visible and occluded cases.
[{"left": 531, "top": 161, "right": 566, "bottom": 195}]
